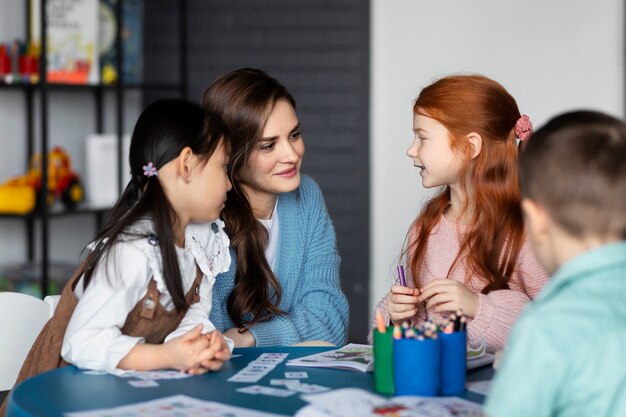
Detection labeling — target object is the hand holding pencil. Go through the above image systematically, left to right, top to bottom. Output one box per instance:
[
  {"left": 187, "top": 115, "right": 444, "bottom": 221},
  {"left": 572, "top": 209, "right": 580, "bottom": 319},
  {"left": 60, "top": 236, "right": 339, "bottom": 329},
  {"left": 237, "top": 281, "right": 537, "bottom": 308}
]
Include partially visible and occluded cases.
[{"left": 386, "top": 265, "right": 420, "bottom": 324}]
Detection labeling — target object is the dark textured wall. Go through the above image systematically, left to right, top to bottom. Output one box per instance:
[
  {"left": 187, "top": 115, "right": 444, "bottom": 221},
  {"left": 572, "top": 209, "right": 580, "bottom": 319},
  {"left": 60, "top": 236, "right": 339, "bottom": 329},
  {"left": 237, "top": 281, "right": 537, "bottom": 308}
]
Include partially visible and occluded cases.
[{"left": 144, "top": 0, "right": 370, "bottom": 343}]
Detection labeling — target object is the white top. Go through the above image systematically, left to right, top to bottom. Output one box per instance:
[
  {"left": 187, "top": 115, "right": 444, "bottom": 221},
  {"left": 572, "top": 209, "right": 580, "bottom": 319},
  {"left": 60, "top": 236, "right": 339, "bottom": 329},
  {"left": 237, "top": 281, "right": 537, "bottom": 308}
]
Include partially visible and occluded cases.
[
  {"left": 258, "top": 203, "right": 279, "bottom": 271},
  {"left": 61, "top": 218, "right": 233, "bottom": 375}
]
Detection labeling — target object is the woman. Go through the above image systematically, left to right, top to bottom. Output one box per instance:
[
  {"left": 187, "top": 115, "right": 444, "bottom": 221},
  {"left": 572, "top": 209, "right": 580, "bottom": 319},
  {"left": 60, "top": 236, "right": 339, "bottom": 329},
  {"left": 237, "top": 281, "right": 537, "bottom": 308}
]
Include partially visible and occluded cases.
[{"left": 202, "top": 68, "right": 349, "bottom": 347}]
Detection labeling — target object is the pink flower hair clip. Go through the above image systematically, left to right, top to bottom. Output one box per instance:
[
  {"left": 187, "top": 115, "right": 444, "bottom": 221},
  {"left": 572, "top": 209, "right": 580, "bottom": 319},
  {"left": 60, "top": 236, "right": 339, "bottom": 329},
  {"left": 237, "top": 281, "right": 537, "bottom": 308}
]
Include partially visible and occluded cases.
[
  {"left": 514, "top": 114, "right": 533, "bottom": 142},
  {"left": 142, "top": 162, "right": 158, "bottom": 177}
]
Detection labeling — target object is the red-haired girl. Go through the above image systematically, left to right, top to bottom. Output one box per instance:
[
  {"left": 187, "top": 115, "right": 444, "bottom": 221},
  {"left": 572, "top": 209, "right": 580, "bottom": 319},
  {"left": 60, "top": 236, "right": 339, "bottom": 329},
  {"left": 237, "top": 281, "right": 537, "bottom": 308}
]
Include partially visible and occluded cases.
[{"left": 375, "top": 74, "right": 548, "bottom": 352}]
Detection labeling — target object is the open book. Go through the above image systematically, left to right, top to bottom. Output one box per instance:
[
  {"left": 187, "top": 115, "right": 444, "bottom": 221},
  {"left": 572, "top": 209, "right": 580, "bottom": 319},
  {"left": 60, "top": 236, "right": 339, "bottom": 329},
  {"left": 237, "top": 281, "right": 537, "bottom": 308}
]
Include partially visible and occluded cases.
[
  {"left": 466, "top": 342, "right": 495, "bottom": 370},
  {"left": 287, "top": 344, "right": 374, "bottom": 372}
]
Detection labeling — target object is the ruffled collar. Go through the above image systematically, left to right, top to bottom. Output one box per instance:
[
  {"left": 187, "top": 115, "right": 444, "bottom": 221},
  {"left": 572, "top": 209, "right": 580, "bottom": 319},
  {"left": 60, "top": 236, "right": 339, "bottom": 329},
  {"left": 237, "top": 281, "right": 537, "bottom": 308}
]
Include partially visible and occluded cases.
[
  {"left": 118, "top": 218, "right": 231, "bottom": 293},
  {"left": 184, "top": 220, "right": 231, "bottom": 277}
]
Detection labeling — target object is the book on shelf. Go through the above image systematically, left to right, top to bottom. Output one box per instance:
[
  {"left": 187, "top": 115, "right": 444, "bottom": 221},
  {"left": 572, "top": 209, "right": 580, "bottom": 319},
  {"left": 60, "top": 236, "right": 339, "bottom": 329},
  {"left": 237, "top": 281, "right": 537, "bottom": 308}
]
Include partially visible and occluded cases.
[
  {"left": 30, "top": 0, "right": 144, "bottom": 85},
  {"left": 31, "top": 0, "right": 100, "bottom": 84},
  {"left": 99, "top": 0, "right": 143, "bottom": 84},
  {"left": 85, "top": 133, "right": 131, "bottom": 206},
  {"left": 287, "top": 344, "right": 374, "bottom": 373}
]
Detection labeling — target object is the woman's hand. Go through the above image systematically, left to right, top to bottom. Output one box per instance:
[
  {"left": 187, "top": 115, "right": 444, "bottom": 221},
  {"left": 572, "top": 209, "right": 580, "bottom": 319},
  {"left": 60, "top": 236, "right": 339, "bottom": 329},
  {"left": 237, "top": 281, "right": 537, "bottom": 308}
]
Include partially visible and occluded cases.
[
  {"left": 418, "top": 279, "right": 479, "bottom": 318},
  {"left": 387, "top": 284, "right": 421, "bottom": 324},
  {"left": 224, "top": 327, "right": 256, "bottom": 347}
]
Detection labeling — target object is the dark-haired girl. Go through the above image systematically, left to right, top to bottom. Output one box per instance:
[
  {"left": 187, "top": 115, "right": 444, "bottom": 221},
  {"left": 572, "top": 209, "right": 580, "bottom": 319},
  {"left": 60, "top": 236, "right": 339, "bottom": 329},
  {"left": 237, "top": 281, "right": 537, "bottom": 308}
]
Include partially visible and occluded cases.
[{"left": 6, "top": 99, "right": 233, "bottom": 390}]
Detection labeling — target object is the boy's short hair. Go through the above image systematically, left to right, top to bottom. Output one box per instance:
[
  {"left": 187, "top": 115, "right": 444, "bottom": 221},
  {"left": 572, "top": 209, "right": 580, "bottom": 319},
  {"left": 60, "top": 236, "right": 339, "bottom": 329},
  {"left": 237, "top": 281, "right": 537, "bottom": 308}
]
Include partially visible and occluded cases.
[{"left": 519, "top": 110, "right": 626, "bottom": 239}]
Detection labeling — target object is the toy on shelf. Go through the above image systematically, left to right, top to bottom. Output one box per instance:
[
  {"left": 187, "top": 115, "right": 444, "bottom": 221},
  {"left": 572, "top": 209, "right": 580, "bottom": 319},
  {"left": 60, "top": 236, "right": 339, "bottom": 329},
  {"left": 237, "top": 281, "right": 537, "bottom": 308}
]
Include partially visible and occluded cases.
[
  {"left": 0, "top": 39, "right": 39, "bottom": 84},
  {"left": 0, "top": 146, "right": 84, "bottom": 214}
]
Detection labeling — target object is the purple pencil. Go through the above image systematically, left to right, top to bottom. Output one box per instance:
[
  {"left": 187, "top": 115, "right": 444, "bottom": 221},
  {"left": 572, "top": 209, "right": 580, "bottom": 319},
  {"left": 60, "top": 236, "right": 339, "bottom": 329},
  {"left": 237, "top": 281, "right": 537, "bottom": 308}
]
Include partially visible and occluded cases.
[{"left": 397, "top": 265, "right": 407, "bottom": 286}]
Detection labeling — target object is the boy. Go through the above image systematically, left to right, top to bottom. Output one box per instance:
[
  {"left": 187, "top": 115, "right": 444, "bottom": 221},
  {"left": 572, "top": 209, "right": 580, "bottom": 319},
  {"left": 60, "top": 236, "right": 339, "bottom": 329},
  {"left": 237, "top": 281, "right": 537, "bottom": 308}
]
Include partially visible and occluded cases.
[{"left": 484, "top": 110, "right": 626, "bottom": 417}]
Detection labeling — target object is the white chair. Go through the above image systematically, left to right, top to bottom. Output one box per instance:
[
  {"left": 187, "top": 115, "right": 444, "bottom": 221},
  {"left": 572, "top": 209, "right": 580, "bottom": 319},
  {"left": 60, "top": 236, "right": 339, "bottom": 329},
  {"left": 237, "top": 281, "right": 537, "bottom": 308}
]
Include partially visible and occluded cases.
[
  {"left": 0, "top": 292, "right": 52, "bottom": 391},
  {"left": 43, "top": 295, "right": 61, "bottom": 317}
]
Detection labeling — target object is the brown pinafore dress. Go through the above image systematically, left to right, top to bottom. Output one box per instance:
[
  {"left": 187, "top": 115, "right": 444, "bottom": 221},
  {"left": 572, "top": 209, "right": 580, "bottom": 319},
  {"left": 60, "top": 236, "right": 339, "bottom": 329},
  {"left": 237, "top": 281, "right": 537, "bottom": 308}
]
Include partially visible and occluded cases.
[{"left": 0, "top": 263, "right": 203, "bottom": 416}]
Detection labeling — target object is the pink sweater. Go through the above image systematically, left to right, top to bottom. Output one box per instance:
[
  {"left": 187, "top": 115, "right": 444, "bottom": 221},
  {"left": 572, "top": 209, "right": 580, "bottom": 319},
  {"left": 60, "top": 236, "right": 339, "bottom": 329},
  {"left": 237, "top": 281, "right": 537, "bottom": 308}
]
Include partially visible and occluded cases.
[{"left": 374, "top": 216, "right": 549, "bottom": 352}]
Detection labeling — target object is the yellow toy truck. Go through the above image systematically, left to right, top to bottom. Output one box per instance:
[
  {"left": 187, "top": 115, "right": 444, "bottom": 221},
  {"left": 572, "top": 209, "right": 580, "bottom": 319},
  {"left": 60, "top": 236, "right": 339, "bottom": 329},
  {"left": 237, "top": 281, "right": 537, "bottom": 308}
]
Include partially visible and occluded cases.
[{"left": 0, "top": 146, "right": 84, "bottom": 214}]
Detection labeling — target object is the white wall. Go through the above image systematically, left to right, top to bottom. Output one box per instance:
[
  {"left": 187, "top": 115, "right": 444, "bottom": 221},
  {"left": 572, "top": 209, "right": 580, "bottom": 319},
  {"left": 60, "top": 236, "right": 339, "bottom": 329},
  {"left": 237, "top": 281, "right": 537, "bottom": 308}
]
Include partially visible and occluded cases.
[{"left": 370, "top": 0, "right": 624, "bottom": 310}]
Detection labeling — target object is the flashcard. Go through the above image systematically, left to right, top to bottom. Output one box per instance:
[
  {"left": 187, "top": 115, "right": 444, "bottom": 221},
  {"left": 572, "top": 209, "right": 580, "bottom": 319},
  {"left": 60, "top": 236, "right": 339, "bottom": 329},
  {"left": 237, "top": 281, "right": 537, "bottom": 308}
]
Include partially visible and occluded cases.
[
  {"left": 228, "top": 353, "right": 291, "bottom": 385},
  {"left": 259, "top": 353, "right": 288, "bottom": 360},
  {"left": 250, "top": 358, "right": 282, "bottom": 365},
  {"left": 245, "top": 363, "right": 276, "bottom": 372},
  {"left": 82, "top": 370, "right": 107, "bottom": 375},
  {"left": 124, "top": 370, "right": 193, "bottom": 380},
  {"left": 238, "top": 370, "right": 266, "bottom": 378},
  {"left": 285, "top": 371, "right": 308, "bottom": 379},
  {"left": 228, "top": 373, "right": 263, "bottom": 383},
  {"left": 128, "top": 379, "right": 159, "bottom": 388},
  {"left": 269, "top": 379, "right": 291, "bottom": 386},
  {"left": 269, "top": 379, "right": 303, "bottom": 390},
  {"left": 284, "top": 380, "right": 302, "bottom": 389},
  {"left": 284, "top": 380, "right": 302, "bottom": 390},
  {"left": 289, "top": 383, "right": 330, "bottom": 394},
  {"left": 236, "top": 385, "right": 267, "bottom": 395},
  {"left": 236, "top": 385, "right": 297, "bottom": 397},
  {"left": 259, "top": 387, "right": 297, "bottom": 397}
]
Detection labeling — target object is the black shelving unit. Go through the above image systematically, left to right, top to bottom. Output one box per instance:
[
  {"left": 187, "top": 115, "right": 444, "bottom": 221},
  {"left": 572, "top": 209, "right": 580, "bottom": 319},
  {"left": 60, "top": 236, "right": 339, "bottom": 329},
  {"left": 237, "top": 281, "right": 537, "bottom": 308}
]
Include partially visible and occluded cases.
[{"left": 0, "top": 0, "right": 187, "bottom": 297}]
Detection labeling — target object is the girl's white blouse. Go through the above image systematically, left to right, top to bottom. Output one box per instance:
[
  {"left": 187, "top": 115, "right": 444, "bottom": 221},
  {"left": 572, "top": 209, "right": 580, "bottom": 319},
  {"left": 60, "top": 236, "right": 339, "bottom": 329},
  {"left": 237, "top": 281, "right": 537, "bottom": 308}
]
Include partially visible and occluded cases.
[{"left": 61, "top": 218, "right": 232, "bottom": 375}]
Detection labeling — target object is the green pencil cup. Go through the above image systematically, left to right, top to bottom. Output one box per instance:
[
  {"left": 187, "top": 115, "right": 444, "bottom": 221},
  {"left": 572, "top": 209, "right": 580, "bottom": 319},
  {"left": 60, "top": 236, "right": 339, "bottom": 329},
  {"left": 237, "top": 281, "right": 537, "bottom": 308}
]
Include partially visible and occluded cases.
[{"left": 373, "top": 327, "right": 394, "bottom": 395}]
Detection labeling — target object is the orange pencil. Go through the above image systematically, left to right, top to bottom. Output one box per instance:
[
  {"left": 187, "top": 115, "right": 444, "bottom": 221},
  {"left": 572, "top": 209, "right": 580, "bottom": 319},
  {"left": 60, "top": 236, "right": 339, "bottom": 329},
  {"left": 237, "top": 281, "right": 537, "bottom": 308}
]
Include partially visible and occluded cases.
[
  {"left": 375, "top": 308, "right": 386, "bottom": 333},
  {"left": 393, "top": 324, "right": 402, "bottom": 339}
]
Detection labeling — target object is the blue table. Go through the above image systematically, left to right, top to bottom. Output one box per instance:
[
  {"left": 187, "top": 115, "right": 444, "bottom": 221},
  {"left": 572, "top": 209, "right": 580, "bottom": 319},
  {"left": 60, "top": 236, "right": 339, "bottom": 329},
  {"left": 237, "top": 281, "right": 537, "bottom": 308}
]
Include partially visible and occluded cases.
[{"left": 6, "top": 346, "right": 493, "bottom": 417}]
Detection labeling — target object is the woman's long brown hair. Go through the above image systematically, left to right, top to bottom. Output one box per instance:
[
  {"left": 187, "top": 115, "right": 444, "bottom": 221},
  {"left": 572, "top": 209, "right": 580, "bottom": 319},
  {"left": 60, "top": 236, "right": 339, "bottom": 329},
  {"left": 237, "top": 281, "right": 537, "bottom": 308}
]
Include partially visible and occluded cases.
[
  {"left": 202, "top": 68, "right": 292, "bottom": 328},
  {"left": 407, "top": 75, "right": 525, "bottom": 293}
]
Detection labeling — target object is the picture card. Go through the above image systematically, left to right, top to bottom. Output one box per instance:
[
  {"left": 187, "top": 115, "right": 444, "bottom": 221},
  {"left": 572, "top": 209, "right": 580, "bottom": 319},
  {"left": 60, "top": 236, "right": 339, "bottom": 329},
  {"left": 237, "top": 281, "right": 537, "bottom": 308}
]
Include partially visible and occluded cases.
[{"left": 128, "top": 380, "right": 159, "bottom": 388}]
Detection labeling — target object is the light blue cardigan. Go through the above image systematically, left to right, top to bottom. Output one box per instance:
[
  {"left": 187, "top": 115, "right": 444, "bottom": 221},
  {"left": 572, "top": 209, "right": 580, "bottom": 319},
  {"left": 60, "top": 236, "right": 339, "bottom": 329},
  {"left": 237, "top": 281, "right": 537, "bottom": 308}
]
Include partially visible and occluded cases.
[{"left": 210, "top": 175, "right": 349, "bottom": 346}]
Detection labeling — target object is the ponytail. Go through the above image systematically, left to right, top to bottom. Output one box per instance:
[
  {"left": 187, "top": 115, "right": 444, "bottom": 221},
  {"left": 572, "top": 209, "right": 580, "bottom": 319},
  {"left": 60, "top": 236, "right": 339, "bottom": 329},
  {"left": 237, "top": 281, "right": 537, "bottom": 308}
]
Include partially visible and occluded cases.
[{"left": 82, "top": 174, "right": 187, "bottom": 310}]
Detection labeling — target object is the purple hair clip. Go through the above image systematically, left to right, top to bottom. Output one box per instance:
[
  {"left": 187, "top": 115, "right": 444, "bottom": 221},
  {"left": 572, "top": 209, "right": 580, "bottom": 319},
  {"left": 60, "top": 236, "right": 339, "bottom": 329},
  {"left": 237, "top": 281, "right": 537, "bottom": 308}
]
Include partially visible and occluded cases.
[{"left": 142, "top": 162, "right": 158, "bottom": 177}]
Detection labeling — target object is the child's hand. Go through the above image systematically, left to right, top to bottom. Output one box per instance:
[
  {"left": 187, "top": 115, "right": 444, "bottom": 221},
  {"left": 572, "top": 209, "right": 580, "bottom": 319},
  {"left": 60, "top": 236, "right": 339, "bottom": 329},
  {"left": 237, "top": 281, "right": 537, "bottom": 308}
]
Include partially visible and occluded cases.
[
  {"left": 418, "top": 279, "right": 479, "bottom": 318},
  {"left": 387, "top": 284, "right": 421, "bottom": 324},
  {"left": 163, "top": 324, "right": 215, "bottom": 372},
  {"left": 199, "top": 330, "right": 231, "bottom": 371}
]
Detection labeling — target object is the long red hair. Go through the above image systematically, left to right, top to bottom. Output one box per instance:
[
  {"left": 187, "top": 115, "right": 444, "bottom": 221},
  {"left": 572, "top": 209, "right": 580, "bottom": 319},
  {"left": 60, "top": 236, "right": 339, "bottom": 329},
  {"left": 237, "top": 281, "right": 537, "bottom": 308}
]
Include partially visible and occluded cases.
[{"left": 407, "top": 75, "right": 524, "bottom": 293}]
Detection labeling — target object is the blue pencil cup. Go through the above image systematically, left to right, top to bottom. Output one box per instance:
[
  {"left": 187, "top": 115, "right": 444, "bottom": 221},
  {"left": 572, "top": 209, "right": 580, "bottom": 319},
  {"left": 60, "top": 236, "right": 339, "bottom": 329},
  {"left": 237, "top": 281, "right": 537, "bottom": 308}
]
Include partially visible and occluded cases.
[
  {"left": 440, "top": 331, "right": 467, "bottom": 395},
  {"left": 393, "top": 337, "right": 440, "bottom": 396}
]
